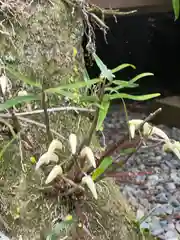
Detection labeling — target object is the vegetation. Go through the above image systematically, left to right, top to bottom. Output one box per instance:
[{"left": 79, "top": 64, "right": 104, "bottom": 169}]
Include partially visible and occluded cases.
[{"left": 0, "top": 0, "right": 179, "bottom": 239}]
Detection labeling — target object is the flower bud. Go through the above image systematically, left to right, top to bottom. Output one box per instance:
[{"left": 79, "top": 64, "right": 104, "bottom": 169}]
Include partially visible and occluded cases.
[
  {"left": 69, "top": 133, "right": 77, "bottom": 154},
  {"left": 48, "top": 139, "right": 62, "bottom": 154},
  {"left": 80, "top": 146, "right": 96, "bottom": 168},
  {"left": 35, "top": 152, "right": 59, "bottom": 170},
  {"left": 45, "top": 165, "right": 63, "bottom": 184},
  {"left": 81, "top": 175, "right": 97, "bottom": 199}
]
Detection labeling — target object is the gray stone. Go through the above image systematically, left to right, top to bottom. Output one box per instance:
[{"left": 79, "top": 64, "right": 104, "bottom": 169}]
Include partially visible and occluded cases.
[
  {"left": 155, "top": 155, "right": 162, "bottom": 161},
  {"left": 148, "top": 175, "right": 159, "bottom": 185},
  {"left": 165, "top": 182, "right": 176, "bottom": 192},
  {"left": 156, "top": 193, "right": 169, "bottom": 203},
  {"left": 136, "top": 208, "right": 145, "bottom": 220},
  {"left": 140, "top": 221, "right": 150, "bottom": 230},
  {"left": 175, "top": 221, "right": 180, "bottom": 233},
  {"left": 151, "top": 228, "right": 165, "bottom": 236},
  {"left": 164, "top": 230, "right": 178, "bottom": 239},
  {"left": 0, "top": 232, "right": 10, "bottom": 240}
]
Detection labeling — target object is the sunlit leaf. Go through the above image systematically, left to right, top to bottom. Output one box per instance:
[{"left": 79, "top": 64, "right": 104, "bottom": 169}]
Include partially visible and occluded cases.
[
  {"left": 172, "top": 0, "right": 180, "bottom": 20},
  {"left": 93, "top": 53, "right": 115, "bottom": 80},
  {"left": 111, "top": 63, "right": 136, "bottom": 73},
  {"left": 5, "top": 66, "right": 41, "bottom": 87},
  {"left": 83, "top": 68, "right": 91, "bottom": 82},
  {"left": 129, "top": 73, "right": 154, "bottom": 84},
  {"left": 45, "top": 78, "right": 102, "bottom": 93},
  {"left": 112, "top": 80, "right": 138, "bottom": 87},
  {"left": 109, "top": 93, "right": 160, "bottom": 101},
  {"left": 0, "top": 94, "right": 41, "bottom": 111},
  {"left": 96, "top": 96, "right": 110, "bottom": 131},
  {"left": 92, "top": 157, "right": 113, "bottom": 181}
]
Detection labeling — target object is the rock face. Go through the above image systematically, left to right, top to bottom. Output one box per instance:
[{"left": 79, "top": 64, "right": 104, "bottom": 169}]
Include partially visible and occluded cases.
[{"left": 0, "top": 1, "right": 151, "bottom": 240}]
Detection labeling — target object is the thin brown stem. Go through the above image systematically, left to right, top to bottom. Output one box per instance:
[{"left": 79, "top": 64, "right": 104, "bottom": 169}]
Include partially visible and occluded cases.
[{"left": 41, "top": 89, "right": 53, "bottom": 143}]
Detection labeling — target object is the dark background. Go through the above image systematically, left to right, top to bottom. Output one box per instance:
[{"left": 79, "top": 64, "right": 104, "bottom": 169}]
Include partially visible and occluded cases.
[{"left": 84, "top": 12, "right": 180, "bottom": 97}]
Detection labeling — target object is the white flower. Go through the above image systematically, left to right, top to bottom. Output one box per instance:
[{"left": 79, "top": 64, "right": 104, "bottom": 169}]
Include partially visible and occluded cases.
[
  {"left": 0, "top": 74, "right": 8, "bottom": 95},
  {"left": 18, "top": 90, "right": 28, "bottom": 96},
  {"left": 128, "top": 119, "right": 143, "bottom": 139},
  {"left": 143, "top": 123, "right": 169, "bottom": 141},
  {"left": 69, "top": 133, "right": 77, "bottom": 154},
  {"left": 48, "top": 139, "right": 62, "bottom": 154},
  {"left": 163, "top": 141, "right": 180, "bottom": 159},
  {"left": 80, "top": 146, "right": 96, "bottom": 168},
  {"left": 35, "top": 152, "right": 59, "bottom": 170},
  {"left": 45, "top": 165, "right": 63, "bottom": 184},
  {"left": 81, "top": 175, "right": 97, "bottom": 199}
]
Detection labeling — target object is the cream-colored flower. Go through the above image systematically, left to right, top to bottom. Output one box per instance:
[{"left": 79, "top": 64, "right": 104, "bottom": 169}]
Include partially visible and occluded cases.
[
  {"left": 0, "top": 74, "right": 8, "bottom": 95},
  {"left": 18, "top": 90, "right": 28, "bottom": 96},
  {"left": 128, "top": 119, "right": 143, "bottom": 139},
  {"left": 143, "top": 123, "right": 169, "bottom": 141},
  {"left": 69, "top": 133, "right": 77, "bottom": 154},
  {"left": 48, "top": 139, "right": 62, "bottom": 154},
  {"left": 163, "top": 141, "right": 180, "bottom": 159},
  {"left": 80, "top": 146, "right": 96, "bottom": 168},
  {"left": 35, "top": 152, "right": 59, "bottom": 170},
  {"left": 45, "top": 165, "right": 63, "bottom": 184},
  {"left": 81, "top": 175, "right": 97, "bottom": 199}
]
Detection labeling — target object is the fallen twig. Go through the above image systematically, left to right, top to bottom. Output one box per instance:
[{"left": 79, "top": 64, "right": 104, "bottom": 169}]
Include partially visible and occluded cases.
[{"left": 0, "top": 106, "right": 95, "bottom": 118}]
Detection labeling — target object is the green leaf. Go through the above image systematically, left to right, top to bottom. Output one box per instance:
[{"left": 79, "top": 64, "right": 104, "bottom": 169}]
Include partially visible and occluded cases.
[
  {"left": 172, "top": 0, "right": 180, "bottom": 20},
  {"left": 93, "top": 53, "right": 115, "bottom": 80},
  {"left": 111, "top": 63, "right": 136, "bottom": 73},
  {"left": 6, "top": 66, "right": 41, "bottom": 87},
  {"left": 83, "top": 68, "right": 91, "bottom": 82},
  {"left": 129, "top": 73, "right": 154, "bottom": 84},
  {"left": 45, "top": 78, "right": 102, "bottom": 93},
  {"left": 109, "top": 93, "right": 160, "bottom": 101},
  {"left": 0, "top": 95, "right": 41, "bottom": 111},
  {"left": 80, "top": 95, "right": 99, "bottom": 103},
  {"left": 96, "top": 97, "right": 110, "bottom": 131},
  {"left": 119, "top": 148, "right": 136, "bottom": 156},
  {"left": 92, "top": 157, "right": 113, "bottom": 181}
]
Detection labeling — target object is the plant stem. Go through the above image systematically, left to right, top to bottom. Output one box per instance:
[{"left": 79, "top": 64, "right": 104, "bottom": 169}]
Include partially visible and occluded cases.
[{"left": 41, "top": 89, "right": 53, "bottom": 143}]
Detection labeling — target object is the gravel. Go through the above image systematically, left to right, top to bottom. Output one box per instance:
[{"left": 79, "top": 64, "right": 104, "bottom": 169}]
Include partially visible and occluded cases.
[{"left": 101, "top": 104, "right": 180, "bottom": 240}]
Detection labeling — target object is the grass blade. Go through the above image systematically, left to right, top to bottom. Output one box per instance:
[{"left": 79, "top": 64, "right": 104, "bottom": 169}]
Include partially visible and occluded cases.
[
  {"left": 111, "top": 63, "right": 136, "bottom": 73},
  {"left": 6, "top": 66, "right": 41, "bottom": 87},
  {"left": 109, "top": 93, "right": 160, "bottom": 101},
  {"left": 0, "top": 95, "right": 41, "bottom": 111}
]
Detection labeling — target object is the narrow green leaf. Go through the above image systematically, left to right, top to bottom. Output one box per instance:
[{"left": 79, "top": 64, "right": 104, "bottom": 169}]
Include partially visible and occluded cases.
[
  {"left": 172, "top": 0, "right": 180, "bottom": 20},
  {"left": 93, "top": 53, "right": 115, "bottom": 80},
  {"left": 111, "top": 63, "right": 136, "bottom": 73},
  {"left": 6, "top": 66, "right": 41, "bottom": 87},
  {"left": 83, "top": 68, "right": 91, "bottom": 82},
  {"left": 129, "top": 73, "right": 154, "bottom": 84},
  {"left": 45, "top": 78, "right": 102, "bottom": 93},
  {"left": 51, "top": 89, "right": 78, "bottom": 99},
  {"left": 109, "top": 93, "right": 160, "bottom": 101},
  {"left": 0, "top": 95, "right": 41, "bottom": 111},
  {"left": 80, "top": 95, "right": 100, "bottom": 103},
  {"left": 96, "top": 97, "right": 110, "bottom": 131},
  {"left": 119, "top": 148, "right": 136, "bottom": 156},
  {"left": 92, "top": 157, "right": 113, "bottom": 181}
]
